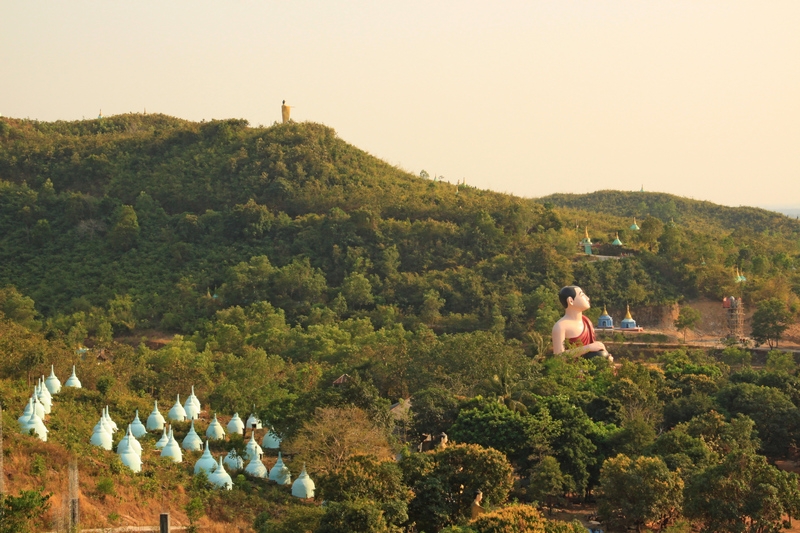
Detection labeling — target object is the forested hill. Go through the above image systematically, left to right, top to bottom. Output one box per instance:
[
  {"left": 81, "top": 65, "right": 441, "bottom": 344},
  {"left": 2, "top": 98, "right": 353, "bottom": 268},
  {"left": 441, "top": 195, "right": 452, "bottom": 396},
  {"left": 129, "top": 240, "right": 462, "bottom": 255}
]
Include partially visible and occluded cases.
[
  {"left": 0, "top": 113, "right": 530, "bottom": 221},
  {"left": 0, "top": 114, "right": 798, "bottom": 340},
  {"left": 540, "top": 190, "right": 800, "bottom": 235}
]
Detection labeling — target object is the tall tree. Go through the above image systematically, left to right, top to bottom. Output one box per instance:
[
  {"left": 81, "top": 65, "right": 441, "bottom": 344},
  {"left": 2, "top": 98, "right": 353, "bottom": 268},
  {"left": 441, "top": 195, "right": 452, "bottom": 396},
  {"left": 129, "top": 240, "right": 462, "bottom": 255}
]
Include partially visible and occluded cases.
[
  {"left": 751, "top": 298, "right": 793, "bottom": 349},
  {"left": 674, "top": 306, "right": 701, "bottom": 343},
  {"left": 684, "top": 451, "right": 800, "bottom": 533},
  {"left": 598, "top": 454, "right": 683, "bottom": 533}
]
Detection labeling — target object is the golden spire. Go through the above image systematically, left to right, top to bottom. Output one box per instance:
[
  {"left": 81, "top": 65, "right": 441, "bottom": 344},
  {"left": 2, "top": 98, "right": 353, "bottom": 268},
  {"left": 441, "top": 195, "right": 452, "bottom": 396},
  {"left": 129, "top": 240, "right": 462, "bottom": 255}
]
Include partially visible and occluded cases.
[
  {"left": 584, "top": 226, "right": 590, "bottom": 239},
  {"left": 603, "top": 304, "right": 608, "bottom": 315},
  {"left": 625, "top": 304, "right": 632, "bottom": 320}
]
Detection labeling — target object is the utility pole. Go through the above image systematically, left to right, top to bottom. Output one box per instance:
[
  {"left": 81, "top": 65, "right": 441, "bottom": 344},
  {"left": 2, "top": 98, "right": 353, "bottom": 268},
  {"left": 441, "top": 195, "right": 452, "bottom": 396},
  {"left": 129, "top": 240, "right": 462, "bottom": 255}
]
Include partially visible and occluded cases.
[
  {"left": 0, "top": 404, "right": 5, "bottom": 496},
  {"left": 68, "top": 458, "right": 79, "bottom": 530}
]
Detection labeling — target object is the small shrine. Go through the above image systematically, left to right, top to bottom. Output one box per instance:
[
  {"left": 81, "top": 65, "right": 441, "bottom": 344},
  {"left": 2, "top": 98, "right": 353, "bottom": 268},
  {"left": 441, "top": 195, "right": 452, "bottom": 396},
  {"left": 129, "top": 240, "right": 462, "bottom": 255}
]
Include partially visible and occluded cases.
[
  {"left": 630, "top": 218, "right": 640, "bottom": 231},
  {"left": 581, "top": 227, "right": 593, "bottom": 255},
  {"left": 620, "top": 305, "right": 638, "bottom": 329},
  {"left": 597, "top": 306, "right": 614, "bottom": 329},
  {"left": 45, "top": 365, "right": 61, "bottom": 394},
  {"left": 64, "top": 365, "right": 82, "bottom": 388},
  {"left": 184, "top": 386, "right": 201, "bottom": 420},
  {"left": 168, "top": 395, "right": 187, "bottom": 422},
  {"left": 147, "top": 400, "right": 166, "bottom": 431},
  {"left": 130, "top": 410, "right": 147, "bottom": 438},
  {"left": 206, "top": 413, "right": 226, "bottom": 440},
  {"left": 227, "top": 413, "right": 245, "bottom": 435},
  {"left": 182, "top": 421, "right": 203, "bottom": 452},
  {"left": 160, "top": 428, "right": 183, "bottom": 463},
  {"left": 195, "top": 440, "right": 217, "bottom": 475},
  {"left": 224, "top": 449, "right": 244, "bottom": 471},
  {"left": 269, "top": 452, "right": 292, "bottom": 485},
  {"left": 245, "top": 456, "right": 268, "bottom": 478},
  {"left": 209, "top": 457, "right": 233, "bottom": 490},
  {"left": 291, "top": 464, "right": 315, "bottom": 499}
]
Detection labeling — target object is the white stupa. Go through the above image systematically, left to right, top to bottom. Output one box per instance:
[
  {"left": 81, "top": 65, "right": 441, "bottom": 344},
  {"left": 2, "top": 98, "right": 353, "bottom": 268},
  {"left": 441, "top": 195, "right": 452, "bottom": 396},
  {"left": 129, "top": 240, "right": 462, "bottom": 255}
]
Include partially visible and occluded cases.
[
  {"left": 44, "top": 365, "right": 61, "bottom": 394},
  {"left": 45, "top": 365, "right": 62, "bottom": 394},
  {"left": 64, "top": 365, "right": 82, "bottom": 388},
  {"left": 37, "top": 381, "right": 52, "bottom": 414},
  {"left": 184, "top": 386, "right": 201, "bottom": 420},
  {"left": 32, "top": 394, "right": 45, "bottom": 420},
  {"left": 167, "top": 395, "right": 187, "bottom": 422},
  {"left": 18, "top": 398, "right": 34, "bottom": 428},
  {"left": 146, "top": 400, "right": 166, "bottom": 431},
  {"left": 103, "top": 406, "right": 118, "bottom": 433},
  {"left": 130, "top": 410, "right": 147, "bottom": 438},
  {"left": 21, "top": 411, "right": 48, "bottom": 441},
  {"left": 206, "top": 413, "right": 226, "bottom": 440},
  {"left": 227, "top": 413, "right": 244, "bottom": 435},
  {"left": 246, "top": 413, "right": 262, "bottom": 430},
  {"left": 90, "top": 417, "right": 113, "bottom": 450},
  {"left": 182, "top": 420, "right": 203, "bottom": 452},
  {"left": 117, "top": 425, "right": 142, "bottom": 457},
  {"left": 155, "top": 425, "right": 170, "bottom": 449},
  {"left": 262, "top": 427, "right": 281, "bottom": 449},
  {"left": 160, "top": 428, "right": 183, "bottom": 462},
  {"left": 244, "top": 432, "right": 264, "bottom": 461},
  {"left": 118, "top": 438, "right": 142, "bottom": 473},
  {"left": 194, "top": 440, "right": 217, "bottom": 475},
  {"left": 223, "top": 449, "right": 244, "bottom": 472},
  {"left": 269, "top": 452, "right": 291, "bottom": 485},
  {"left": 245, "top": 456, "right": 268, "bottom": 478},
  {"left": 208, "top": 457, "right": 233, "bottom": 490},
  {"left": 291, "top": 464, "right": 315, "bottom": 499}
]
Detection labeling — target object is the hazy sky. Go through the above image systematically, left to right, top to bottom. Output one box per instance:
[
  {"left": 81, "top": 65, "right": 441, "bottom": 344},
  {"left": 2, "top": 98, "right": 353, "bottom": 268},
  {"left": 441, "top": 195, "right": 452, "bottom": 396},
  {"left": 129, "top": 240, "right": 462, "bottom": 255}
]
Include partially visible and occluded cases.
[{"left": 3, "top": 1, "right": 799, "bottom": 208}]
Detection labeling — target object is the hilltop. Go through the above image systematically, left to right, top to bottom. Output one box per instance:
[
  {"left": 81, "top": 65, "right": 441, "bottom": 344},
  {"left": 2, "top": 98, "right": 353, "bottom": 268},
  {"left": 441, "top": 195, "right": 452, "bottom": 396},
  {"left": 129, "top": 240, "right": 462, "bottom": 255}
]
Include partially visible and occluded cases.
[{"left": 539, "top": 190, "right": 800, "bottom": 236}]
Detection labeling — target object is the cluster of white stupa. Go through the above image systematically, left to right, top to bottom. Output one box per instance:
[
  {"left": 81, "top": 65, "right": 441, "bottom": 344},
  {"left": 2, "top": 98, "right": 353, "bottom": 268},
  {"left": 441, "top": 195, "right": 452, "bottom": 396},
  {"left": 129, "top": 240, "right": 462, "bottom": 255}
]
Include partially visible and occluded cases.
[
  {"left": 18, "top": 365, "right": 82, "bottom": 442},
  {"left": 18, "top": 368, "right": 314, "bottom": 498}
]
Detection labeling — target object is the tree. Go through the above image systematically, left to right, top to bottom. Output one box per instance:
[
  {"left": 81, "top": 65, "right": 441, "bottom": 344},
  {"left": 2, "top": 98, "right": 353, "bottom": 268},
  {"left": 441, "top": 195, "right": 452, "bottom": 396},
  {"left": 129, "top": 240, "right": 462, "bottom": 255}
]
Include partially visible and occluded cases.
[
  {"left": 108, "top": 204, "right": 140, "bottom": 251},
  {"left": 639, "top": 217, "right": 664, "bottom": 253},
  {"left": 341, "top": 272, "right": 375, "bottom": 309},
  {"left": 0, "top": 286, "right": 39, "bottom": 330},
  {"left": 751, "top": 298, "right": 793, "bottom": 349},
  {"left": 674, "top": 306, "right": 701, "bottom": 343},
  {"left": 765, "top": 350, "right": 796, "bottom": 375},
  {"left": 715, "top": 382, "right": 800, "bottom": 457},
  {"left": 410, "top": 387, "right": 461, "bottom": 441},
  {"left": 449, "top": 398, "right": 557, "bottom": 468},
  {"left": 286, "top": 406, "right": 392, "bottom": 476},
  {"left": 402, "top": 444, "right": 514, "bottom": 532},
  {"left": 684, "top": 451, "right": 800, "bottom": 533},
  {"left": 598, "top": 454, "right": 683, "bottom": 532},
  {"left": 317, "top": 456, "right": 412, "bottom": 530},
  {"left": 528, "top": 457, "right": 569, "bottom": 513},
  {"left": 0, "top": 489, "right": 52, "bottom": 533},
  {"left": 316, "top": 500, "right": 389, "bottom": 533},
  {"left": 255, "top": 505, "right": 325, "bottom": 533},
  {"left": 471, "top": 505, "right": 585, "bottom": 533}
]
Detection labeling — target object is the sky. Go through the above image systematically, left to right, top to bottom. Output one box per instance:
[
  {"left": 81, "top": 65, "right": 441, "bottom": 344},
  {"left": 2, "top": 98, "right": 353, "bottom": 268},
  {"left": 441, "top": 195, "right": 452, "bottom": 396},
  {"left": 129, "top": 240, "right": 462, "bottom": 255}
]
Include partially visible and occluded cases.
[{"left": 2, "top": 1, "right": 799, "bottom": 209}]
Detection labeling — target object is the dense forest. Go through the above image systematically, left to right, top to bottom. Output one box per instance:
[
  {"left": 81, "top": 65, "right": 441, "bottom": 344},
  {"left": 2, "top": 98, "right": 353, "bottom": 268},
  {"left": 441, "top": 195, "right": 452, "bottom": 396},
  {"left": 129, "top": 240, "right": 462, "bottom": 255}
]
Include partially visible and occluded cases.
[{"left": 2, "top": 114, "right": 800, "bottom": 532}]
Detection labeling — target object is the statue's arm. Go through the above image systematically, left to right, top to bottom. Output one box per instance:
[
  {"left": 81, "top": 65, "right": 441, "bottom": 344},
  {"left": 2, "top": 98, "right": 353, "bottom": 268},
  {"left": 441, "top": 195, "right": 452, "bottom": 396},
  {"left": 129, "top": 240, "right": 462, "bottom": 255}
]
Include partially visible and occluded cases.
[{"left": 552, "top": 322, "right": 567, "bottom": 354}]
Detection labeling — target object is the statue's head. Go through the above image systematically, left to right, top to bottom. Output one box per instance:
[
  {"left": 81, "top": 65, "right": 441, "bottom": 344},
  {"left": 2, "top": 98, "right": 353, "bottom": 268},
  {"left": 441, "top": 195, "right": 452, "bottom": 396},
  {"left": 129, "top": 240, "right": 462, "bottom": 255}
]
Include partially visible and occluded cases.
[{"left": 558, "top": 285, "right": 591, "bottom": 311}]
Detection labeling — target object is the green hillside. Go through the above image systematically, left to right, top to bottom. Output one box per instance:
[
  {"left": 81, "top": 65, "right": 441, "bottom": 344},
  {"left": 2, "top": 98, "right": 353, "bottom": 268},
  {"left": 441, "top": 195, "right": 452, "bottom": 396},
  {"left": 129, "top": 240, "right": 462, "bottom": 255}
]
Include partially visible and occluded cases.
[
  {"left": 3, "top": 114, "right": 800, "bottom": 532},
  {"left": 539, "top": 190, "right": 800, "bottom": 235}
]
